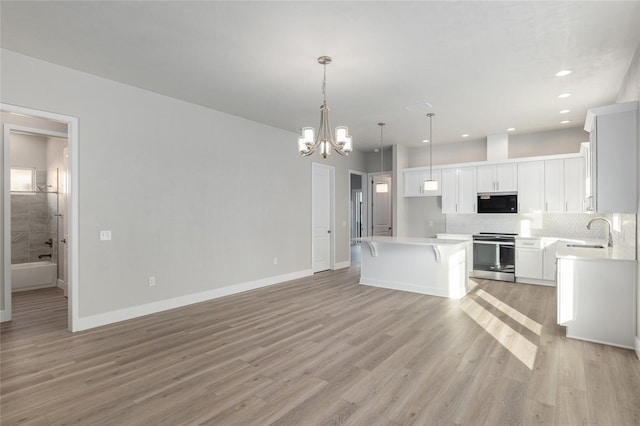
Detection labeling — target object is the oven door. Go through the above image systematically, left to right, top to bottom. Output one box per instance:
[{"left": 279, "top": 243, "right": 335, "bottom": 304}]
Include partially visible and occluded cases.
[{"left": 472, "top": 240, "right": 515, "bottom": 281}]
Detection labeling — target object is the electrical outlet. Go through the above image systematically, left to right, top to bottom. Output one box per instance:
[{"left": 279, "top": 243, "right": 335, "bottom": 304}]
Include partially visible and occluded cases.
[
  {"left": 428, "top": 220, "right": 434, "bottom": 227},
  {"left": 99, "top": 230, "right": 112, "bottom": 240},
  {"left": 273, "top": 257, "right": 278, "bottom": 265},
  {"left": 148, "top": 276, "right": 156, "bottom": 287}
]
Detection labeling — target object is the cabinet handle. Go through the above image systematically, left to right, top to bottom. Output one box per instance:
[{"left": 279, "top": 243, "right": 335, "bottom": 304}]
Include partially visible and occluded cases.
[
  {"left": 496, "top": 181, "right": 499, "bottom": 191},
  {"left": 565, "top": 201, "right": 568, "bottom": 212},
  {"left": 545, "top": 202, "right": 548, "bottom": 212},
  {"left": 456, "top": 203, "right": 459, "bottom": 213},
  {"left": 473, "top": 203, "right": 476, "bottom": 213}
]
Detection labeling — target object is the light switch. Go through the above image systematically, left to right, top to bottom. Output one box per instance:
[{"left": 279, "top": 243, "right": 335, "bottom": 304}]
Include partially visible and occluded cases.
[{"left": 100, "top": 230, "right": 112, "bottom": 241}]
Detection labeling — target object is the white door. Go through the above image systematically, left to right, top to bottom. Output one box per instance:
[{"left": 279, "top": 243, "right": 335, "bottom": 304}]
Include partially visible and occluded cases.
[
  {"left": 312, "top": 163, "right": 333, "bottom": 272},
  {"left": 371, "top": 173, "right": 392, "bottom": 236}
]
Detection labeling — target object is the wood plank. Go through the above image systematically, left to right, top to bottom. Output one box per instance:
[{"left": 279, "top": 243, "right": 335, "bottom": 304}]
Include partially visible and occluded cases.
[{"left": 2, "top": 267, "right": 640, "bottom": 424}]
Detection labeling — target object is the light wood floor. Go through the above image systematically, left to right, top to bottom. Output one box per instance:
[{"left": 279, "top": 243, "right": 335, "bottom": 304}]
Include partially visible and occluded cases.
[{"left": 2, "top": 266, "right": 640, "bottom": 425}]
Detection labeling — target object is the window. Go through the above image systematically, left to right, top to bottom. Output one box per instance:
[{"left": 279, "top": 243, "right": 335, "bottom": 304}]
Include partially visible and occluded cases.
[{"left": 10, "top": 167, "right": 36, "bottom": 192}]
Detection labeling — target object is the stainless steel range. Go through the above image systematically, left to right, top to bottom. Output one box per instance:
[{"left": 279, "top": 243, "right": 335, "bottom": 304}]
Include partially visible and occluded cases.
[{"left": 472, "top": 232, "right": 516, "bottom": 281}]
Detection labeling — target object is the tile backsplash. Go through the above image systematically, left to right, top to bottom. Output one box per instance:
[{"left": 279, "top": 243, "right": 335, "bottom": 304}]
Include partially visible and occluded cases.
[{"left": 446, "top": 212, "right": 636, "bottom": 248}]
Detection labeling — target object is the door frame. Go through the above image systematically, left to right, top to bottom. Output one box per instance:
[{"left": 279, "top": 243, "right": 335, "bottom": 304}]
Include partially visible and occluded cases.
[
  {"left": 1, "top": 104, "right": 79, "bottom": 331},
  {"left": 311, "top": 162, "right": 335, "bottom": 272}
]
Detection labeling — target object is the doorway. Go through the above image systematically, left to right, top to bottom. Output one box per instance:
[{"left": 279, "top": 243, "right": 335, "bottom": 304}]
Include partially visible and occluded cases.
[
  {"left": 1, "top": 104, "right": 79, "bottom": 331},
  {"left": 349, "top": 171, "right": 367, "bottom": 266},
  {"left": 370, "top": 172, "right": 392, "bottom": 236}
]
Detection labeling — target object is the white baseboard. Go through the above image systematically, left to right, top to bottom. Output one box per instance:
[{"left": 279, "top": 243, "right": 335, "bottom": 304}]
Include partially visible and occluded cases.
[
  {"left": 334, "top": 261, "right": 351, "bottom": 270},
  {"left": 74, "top": 269, "right": 313, "bottom": 332},
  {"left": 58, "top": 279, "right": 68, "bottom": 297},
  {"left": 0, "top": 309, "right": 11, "bottom": 322},
  {"left": 636, "top": 336, "right": 640, "bottom": 360}
]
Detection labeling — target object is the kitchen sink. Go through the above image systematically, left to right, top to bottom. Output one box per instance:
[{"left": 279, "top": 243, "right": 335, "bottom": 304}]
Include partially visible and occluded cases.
[{"left": 566, "top": 244, "right": 605, "bottom": 249}]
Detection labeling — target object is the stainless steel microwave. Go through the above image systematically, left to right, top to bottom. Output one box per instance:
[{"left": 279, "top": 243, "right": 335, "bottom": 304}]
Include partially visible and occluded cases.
[{"left": 477, "top": 193, "right": 518, "bottom": 213}]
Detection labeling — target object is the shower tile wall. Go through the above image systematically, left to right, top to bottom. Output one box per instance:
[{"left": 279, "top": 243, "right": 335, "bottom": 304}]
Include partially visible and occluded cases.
[{"left": 11, "top": 170, "right": 57, "bottom": 264}]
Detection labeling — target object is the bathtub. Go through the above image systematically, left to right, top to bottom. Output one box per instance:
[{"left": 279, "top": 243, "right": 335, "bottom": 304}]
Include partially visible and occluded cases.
[{"left": 11, "top": 261, "right": 58, "bottom": 292}]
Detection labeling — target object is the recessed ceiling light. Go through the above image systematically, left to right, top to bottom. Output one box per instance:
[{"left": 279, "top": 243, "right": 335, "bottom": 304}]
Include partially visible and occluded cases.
[
  {"left": 555, "top": 69, "right": 573, "bottom": 77},
  {"left": 558, "top": 93, "right": 572, "bottom": 98},
  {"left": 560, "top": 109, "right": 571, "bottom": 114},
  {"left": 560, "top": 120, "right": 572, "bottom": 124},
  {"left": 506, "top": 128, "right": 515, "bottom": 132},
  {"left": 461, "top": 134, "right": 469, "bottom": 138},
  {"left": 422, "top": 139, "right": 430, "bottom": 143}
]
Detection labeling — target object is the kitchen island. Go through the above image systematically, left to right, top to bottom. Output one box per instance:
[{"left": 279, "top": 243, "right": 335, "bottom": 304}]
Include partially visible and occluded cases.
[{"left": 357, "top": 236, "right": 471, "bottom": 299}]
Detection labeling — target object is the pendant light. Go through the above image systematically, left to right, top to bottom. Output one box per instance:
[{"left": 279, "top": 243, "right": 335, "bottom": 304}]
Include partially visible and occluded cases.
[
  {"left": 423, "top": 113, "right": 438, "bottom": 191},
  {"left": 375, "top": 122, "right": 389, "bottom": 193}
]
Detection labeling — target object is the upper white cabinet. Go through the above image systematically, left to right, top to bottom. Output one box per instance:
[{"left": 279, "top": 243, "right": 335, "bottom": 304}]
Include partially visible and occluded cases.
[
  {"left": 584, "top": 101, "right": 638, "bottom": 213},
  {"left": 563, "top": 157, "right": 585, "bottom": 212},
  {"left": 544, "top": 159, "right": 565, "bottom": 212},
  {"left": 517, "top": 161, "right": 544, "bottom": 213},
  {"left": 477, "top": 163, "right": 517, "bottom": 193},
  {"left": 441, "top": 167, "right": 477, "bottom": 213},
  {"left": 403, "top": 168, "right": 441, "bottom": 197}
]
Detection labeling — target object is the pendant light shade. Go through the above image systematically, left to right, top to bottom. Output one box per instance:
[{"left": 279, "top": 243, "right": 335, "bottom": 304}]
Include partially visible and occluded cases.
[
  {"left": 423, "top": 113, "right": 438, "bottom": 191},
  {"left": 375, "top": 122, "right": 389, "bottom": 193}
]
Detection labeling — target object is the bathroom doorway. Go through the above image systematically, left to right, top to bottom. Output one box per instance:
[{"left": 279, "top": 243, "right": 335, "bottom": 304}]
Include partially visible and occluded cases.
[{"left": 1, "top": 105, "right": 79, "bottom": 331}]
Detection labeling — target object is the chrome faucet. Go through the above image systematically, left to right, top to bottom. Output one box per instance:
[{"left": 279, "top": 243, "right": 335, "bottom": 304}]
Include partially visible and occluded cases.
[{"left": 587, "top": 217, "right": 613, "bottom": 247}]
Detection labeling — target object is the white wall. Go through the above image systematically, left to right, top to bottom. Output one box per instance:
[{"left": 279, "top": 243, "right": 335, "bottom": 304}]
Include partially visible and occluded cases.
[
  {"left": 1, "top": 49, "right": 366, "bottom": 324},
  {"left": 509, "top": 127, "right": 588, "bottom": 159}
]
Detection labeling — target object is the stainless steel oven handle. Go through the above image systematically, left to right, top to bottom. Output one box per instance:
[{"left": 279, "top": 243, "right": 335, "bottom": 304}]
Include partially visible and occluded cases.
[{"left": 473, "top": 240, "right": 515, "bottom": 246}]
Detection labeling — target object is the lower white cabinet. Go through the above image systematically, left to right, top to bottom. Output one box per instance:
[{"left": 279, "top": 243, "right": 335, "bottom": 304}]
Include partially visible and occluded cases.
[
  {"left": 515, "top": 237, "right": 557, "bottom": 286},
  {"left": 515, "top": 239, "right": 543, "bottom": 280},
  {"left": 542, "top": 240, "right": 559, "bottom": 281},
  {"left": 557, "top": 256, "right": 636, "bottom": 348}
]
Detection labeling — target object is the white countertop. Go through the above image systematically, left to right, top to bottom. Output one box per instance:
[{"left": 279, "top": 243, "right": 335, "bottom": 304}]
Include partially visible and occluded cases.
[
  {"left": 357, "top": 236, "right": 469, "bottom": 247},
  {"left": 555, "top": 240, "right": 636, "bottom": 262}
]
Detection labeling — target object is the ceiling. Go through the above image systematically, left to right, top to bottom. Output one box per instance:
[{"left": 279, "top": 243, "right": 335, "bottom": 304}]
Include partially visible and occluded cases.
[{"left": 1, "top": 1, "right": 639, "bottom": 152}]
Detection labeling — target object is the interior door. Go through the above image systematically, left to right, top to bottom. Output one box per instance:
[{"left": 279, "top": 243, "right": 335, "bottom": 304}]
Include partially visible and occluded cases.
[
  {"left": 312, "top": 163, "right": 332, "bottom": 272},
  {"left": 371, "top": 173, "right": 392, "bottom": 236}
]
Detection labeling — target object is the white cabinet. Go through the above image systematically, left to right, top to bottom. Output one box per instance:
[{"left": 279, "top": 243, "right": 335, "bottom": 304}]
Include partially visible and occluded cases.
[
  {"left": 584, "top": 101, "right": 638, "bottom": 213},
  {"left": 563, "top": 158, "right": 585, "bottom": 212},
  {"left": 543, "top": 159, "right": 585, "bottom": 213},
  {"left": 544, "top": 159, "right": 565, "bottom": 212},
  {"left": 517, "top": 161, "right": 544, "bottom": 213},
  {"left": 477, "top": 163, "right": 517, "bottom": 193},
  {"left": 441, "top": 167, "right": 477, "bottom": 214},
  {"left": 403, "top": 168, "right": 441, "bottom": 197},
  {"left": 515, "top": 237, "right": 557, "bottom": 286},
  {"left": 515, "top": 239, "right": 543, "bottom": 280},
  {"left": 542, "top": 240, "right": 558, "bottom": 281},
  {"left": 557, "top": 256, "right": 636, "bottom": 348}
]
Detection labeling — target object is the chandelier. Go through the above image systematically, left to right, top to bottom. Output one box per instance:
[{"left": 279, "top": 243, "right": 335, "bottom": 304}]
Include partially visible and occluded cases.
[{"left": 298, "top": 56, "right": 353, "bottom": 158}]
